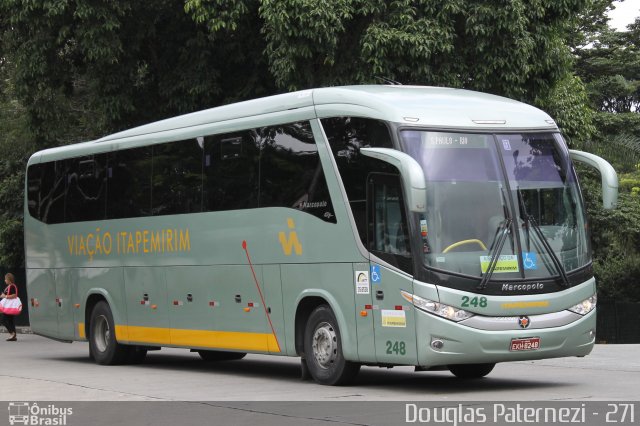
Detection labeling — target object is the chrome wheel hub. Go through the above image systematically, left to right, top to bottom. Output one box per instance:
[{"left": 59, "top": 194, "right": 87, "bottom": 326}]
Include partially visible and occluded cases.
[
  {"left": 94, "top": 315, "right": 110, "bottom": 353},
  {"left": 312, "top": 322, "right": 338, "bottom": 369}
]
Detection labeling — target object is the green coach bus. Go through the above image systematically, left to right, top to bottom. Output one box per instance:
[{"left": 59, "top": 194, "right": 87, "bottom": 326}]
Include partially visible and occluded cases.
[{"left": 24, "top": 85, "right": 618, "bottom": 385}]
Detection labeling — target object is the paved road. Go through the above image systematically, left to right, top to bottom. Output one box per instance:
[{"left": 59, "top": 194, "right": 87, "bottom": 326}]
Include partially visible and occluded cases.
[{"left": 0, "top": 334, "right": 638, "bottom": 402}]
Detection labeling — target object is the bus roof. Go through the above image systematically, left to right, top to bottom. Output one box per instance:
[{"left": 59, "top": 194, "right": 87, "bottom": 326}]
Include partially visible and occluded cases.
[{"left": 30, "top": 85, "right": 557, "bottom": 164}]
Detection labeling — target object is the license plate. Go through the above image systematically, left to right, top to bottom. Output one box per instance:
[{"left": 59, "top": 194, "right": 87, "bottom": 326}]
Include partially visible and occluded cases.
[{"left": 510, "top": 337, "right": 540, "bottom": 351}]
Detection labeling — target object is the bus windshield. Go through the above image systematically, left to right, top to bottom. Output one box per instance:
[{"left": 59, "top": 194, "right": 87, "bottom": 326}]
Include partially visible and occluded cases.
[{"left": 400, "top": 130, "right": 590, "bottom": 282}]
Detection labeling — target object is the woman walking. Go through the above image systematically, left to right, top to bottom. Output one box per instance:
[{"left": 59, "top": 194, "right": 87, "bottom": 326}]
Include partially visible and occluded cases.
[{"left": 1, "top": 272, "right": 19, "bottom": 341}]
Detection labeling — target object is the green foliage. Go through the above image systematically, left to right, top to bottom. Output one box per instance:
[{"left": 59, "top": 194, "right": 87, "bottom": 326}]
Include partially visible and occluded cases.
[
  {"left": 0, "top": 0, "right": 274, "bottom": 149},
  {"left": 1, "top": 0, "right": 595, "bottom": 147},
  {"left": 185, "top": 0, "right": 249, "bottom": 32},
  {"left": 255, "top": 0, "right": 588, "bottom": 99},
  {"left": 566, "top": 0, "right": 615, "bottom": 48},
  {"left": 571, "top": 10, "right": 640, "bottom": 303},
  {"left": 576, "top": 18, "right": 640, "bottom": 113},
  {"left": 0, "top": 61, "right": 32, "bottom": 267},
  {"left": 536, "top": 74, "right": 596, "bottom": 146},
  {"left": 593, "top": 112, "right": 640, "bottom": 139},
  {"left": 583, "top": 133, "right": 640, "bottom": 173},
  {"left": 577, "top": 161, "right": 640, "bottom": 303},
  {"left": 619, "top": 174, "right": 640, "bottom": 191}
]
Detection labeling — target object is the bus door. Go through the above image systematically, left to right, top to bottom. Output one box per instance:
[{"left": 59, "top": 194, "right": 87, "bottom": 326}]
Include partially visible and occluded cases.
[{"left": 367, "top": 173, "right": 418, "bottom": 365}]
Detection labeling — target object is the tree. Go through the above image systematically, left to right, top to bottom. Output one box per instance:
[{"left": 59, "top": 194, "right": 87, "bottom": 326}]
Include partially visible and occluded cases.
[
  {"left": 0, "top": 0, "right": 274, "bottom": 149},
  {"left": 1, "top": 0, "right": 595, "bottom": 149},
  {"left": 190, "top": 0, "right": 595, "bottom": 140},
  {"left": 239, "top": 0, "right": 587, "bottom": 101},
  {"left": 572, "top": 9, "right": 640, "bottom": 303},
  {"left": 576, "top": 18, "right": 640, "bottom": 114},
  {"left": 0, "top": 59, "right": 33, "bottom": 267},
  {"left": 537, "top": 74, "right": 596, "bottom": 147}
]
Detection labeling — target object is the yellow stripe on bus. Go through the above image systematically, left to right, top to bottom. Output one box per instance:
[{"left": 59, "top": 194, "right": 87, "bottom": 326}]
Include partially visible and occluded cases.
[
  {"left": 501, "top": 301, "right": 550, "bottom": 309},
  {"left": 78, "top": 323, "right": 86, "bottom": 339},
  {"left": 114, "top": 325, "right": 279, "bottom": 352}
]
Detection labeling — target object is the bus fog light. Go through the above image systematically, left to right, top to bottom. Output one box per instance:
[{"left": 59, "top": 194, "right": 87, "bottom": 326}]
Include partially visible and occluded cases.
[
  {"left": 568, "top": 294, "right": 597, "bottom": 315},
  {"left": 431, "top": 339, "right": 444, "bottom": 350}
]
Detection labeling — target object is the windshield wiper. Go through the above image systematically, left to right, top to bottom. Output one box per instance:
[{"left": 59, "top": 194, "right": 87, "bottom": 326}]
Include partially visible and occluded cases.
[
  {"left": 477, "top": 185, "right": 513, "bottom": 291},
  {"left": 516, "top": 187, "right": 570, "bottom": 288},
  {"left": 477, "top": 218, "right": 512, "bottom": 291}
]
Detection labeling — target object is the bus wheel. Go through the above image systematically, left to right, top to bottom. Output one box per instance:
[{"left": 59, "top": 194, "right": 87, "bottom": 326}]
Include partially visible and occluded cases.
[
  {"left": 89, "top": 301, "right": 129, "bottom": 365},
  {"left": 304, "top": 305, "right": 360, "bottom": 385},
  {"left": 197, "top": 350, "right": 246, "bottom": 361},
  {"left": 448, "top": 363, "right": 495, "bottom": 379}
]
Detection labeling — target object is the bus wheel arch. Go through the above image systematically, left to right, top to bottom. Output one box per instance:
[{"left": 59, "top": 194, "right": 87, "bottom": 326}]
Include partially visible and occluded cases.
[
  {"left": 85, "top": 293, "right": 107, "bottom": 341},
  {"left": 294, "top": 296, "right": 330, "bottom": 356}
]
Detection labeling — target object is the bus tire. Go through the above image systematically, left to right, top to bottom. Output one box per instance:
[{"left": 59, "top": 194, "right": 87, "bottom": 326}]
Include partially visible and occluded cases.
[
  {"left": 89, "top": 301, "right": 129, "bottom": 365},
  {"left": 304, "top": 305, "right": 360, "bottom": 385},
  {"left": 198, "top": 350, "right": 246, "bottom": 361},
  {"left": 448, "top": 363, "right": 495, "bottom": 379}
]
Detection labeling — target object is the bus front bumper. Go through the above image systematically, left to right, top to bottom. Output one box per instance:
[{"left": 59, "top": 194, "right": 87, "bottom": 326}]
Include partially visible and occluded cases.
[{"left": 416, "top": 308, "right": 596, "bottom": 368}]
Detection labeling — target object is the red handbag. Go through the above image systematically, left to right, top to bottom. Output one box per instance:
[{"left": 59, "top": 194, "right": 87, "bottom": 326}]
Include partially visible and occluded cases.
[{"left": 0, "top": 284, "right": 22, "bottom": 315}]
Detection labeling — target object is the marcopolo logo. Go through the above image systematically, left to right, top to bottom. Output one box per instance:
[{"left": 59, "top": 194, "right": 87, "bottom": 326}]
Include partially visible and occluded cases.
[{"left": 8, "top": 402, "right": 73, "bottom": 426}]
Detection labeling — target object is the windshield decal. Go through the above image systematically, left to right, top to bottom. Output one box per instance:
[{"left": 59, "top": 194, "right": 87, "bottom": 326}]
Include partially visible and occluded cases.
[
  {"left": 522, "top": 252, "right": 538, "bottom": 270},
  {"left": 480, "top": 255, "right": 519, "bottom": 273}
]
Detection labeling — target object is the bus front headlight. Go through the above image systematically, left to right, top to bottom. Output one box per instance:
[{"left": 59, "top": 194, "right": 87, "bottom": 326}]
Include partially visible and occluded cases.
[
  {"left": 401, "top": 291, "right": 474, "bottom": 322},
  {"left": 568, "top": 294, "right": 597, "bottom": 315}
]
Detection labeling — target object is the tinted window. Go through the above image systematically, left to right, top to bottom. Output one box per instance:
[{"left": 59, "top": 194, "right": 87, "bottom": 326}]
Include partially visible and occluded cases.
[
  {"left": 321, "top": 117, "right": 395, "bottom": 244},
  {"left": 28, "top": 120, "right": 336, "bottom": 224},
  {"left": 260, "top": 122, "right": 336, "bottom": 222},
  {"left": 203, "top": 130, "right": 260, "bottom": 211},
  {"left": 152, "top": 139, "right": 203, "bottom": 215},
  {"left": 107, "top": 147, "right": 152, "bottom": 219},
  {"left": 64, "top": 155, "right": 108, "bottom": 222},
  {"left": 27, "top": 162, "right": 65, "bottom": 224},
  {"left": 26, "top": 164, "right": 41, "bottom": 219},
  {"left": 368, "top": 174, "right": 413, "bottom": 273}
]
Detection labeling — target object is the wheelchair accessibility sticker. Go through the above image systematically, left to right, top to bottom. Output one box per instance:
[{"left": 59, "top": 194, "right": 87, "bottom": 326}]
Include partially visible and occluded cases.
[
  {"left": 522, "top": 252, "right": 538, "bottom": 270},
  {"left": 370, "top": 265, "right": 381, "bottom": 283}
]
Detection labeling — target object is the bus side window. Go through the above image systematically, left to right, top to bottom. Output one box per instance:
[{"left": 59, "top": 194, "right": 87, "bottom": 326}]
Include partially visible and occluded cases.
[
  {"left": 321, "top": 117, "right": 395, "bottom": 246},
  {"left": 259, "top": 122, "right": 336, "bottom": 223},
  {"left": 203, "top": 131, "right": 260, "bottom": 212},
  {"left": 152, "top": 139, "right": 204, "bottom": 215},
  {"left": 107, "top": 147, "right": 152, "bottom": 219},
  {"left": 64, "top": 155, "right": 108, "bottom": 222},
  {"left": 26, "top": 161, "right": 65, "bottom": 224},
  {"left": 367, "top": 173, "right": 413, "bottom": 274}
]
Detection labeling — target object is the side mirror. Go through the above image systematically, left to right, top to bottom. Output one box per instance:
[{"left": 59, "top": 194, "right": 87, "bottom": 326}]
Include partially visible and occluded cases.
[
  {"left": 360, "top": 148, "right": 426, "bottom": 212},
  {"left": 569, "top": 150, "right": 618, "bottom": 209}
]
